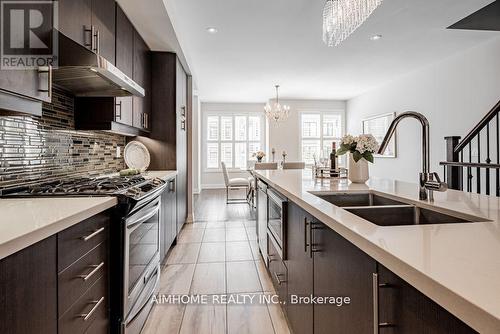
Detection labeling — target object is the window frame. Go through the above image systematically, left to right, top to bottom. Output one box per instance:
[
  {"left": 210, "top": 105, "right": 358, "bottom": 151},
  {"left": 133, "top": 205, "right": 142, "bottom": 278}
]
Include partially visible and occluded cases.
[
  {"left": 299, "top": 110, "right": 346, "bottom": 166},
  {"left": 203, "top": 111, "right": 265, "bottom": 173}
]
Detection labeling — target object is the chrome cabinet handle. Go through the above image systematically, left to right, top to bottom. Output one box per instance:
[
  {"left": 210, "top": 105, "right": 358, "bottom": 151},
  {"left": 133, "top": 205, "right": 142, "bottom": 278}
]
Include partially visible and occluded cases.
[
  {"left": 84, "top": 26, "right": 93, "bottom": 50},
  {"left": 93, "top": 27, "right": 99, "bottom": 53},
  {"left": 96, "top": 29, "right": 100, "bottom": 54},
  {"left": 37, "top": 66, "right": 52, "bottom": 99},
  {"left": 115, "top": 100, "right": 122, "bottom": 120},
  {"left": 169, "top": 179, "right": 176, "bottom": 192},
  {"left": 303, "top": 217, "right": 309, "bottom": 253},
  {"left": 309, "top": 222, "right": 323, "bottom": 257},
  {"left": 81, "top": 227, "right": 105, "bottom": 242},
  {"left": 77, "top": 262, "right": 104, "bottom": 281},
  {"left": 274, "top": 272, "right": 286, "bottom": 285},
  {"left": 373, "top": 273, "right": 379, "bottom": 334},
  {"left": 77, "top": 296, "right": 104, "bottom": 321}
]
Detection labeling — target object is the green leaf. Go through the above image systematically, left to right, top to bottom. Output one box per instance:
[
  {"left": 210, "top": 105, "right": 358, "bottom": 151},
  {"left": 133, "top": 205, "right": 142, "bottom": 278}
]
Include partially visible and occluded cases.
[
  {"left": 336, "top": 147, "right": 349, "bottom": 156},
  {"left": 352, "top": 151, "right": 363, "bottom": 162},
  {"left": 363, "top": 152, "right": 374, "bottom": 163}
]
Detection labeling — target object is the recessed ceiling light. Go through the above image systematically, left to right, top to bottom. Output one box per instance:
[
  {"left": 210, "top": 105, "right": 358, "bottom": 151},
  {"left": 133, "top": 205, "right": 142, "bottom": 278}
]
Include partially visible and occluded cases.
[
  {"left": 206, "top": 27, "right": 218, "bottom": 34},
  {"left": 370, "top": 34, "right": 382, "bottom": 41}
]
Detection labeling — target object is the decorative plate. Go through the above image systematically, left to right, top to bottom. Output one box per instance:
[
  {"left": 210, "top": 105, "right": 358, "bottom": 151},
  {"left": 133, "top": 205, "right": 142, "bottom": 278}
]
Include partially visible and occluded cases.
[{"left": 124, "top": 141, "right": 150, "bottom": 171}]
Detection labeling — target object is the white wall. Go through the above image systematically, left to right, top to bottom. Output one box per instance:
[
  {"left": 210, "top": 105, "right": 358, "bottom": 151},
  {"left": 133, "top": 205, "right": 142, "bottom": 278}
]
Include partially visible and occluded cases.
[
  {"left": 347, "top": 37, "right": 500, "bottom": 183},
  {"left": 268, "top": 99, "right": 346, "bottom": 162}
]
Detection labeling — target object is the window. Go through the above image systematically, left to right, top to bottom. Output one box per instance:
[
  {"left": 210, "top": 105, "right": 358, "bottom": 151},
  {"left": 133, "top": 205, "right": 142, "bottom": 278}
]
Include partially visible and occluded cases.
[
  {"left": 300, "top": 112, "right": 344, "bottom": 165},
  {"left": 204, "top": 113, "right": 264, "bottom": 170}
]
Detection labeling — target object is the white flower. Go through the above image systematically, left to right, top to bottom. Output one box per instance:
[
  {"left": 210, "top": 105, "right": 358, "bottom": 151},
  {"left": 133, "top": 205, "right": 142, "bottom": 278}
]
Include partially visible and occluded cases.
[
  {"left": 341, "top": 134, "right": 356, "bottom": 146},
  {"left": 355, "top": 134, "right": 379, "bottom": 154}
]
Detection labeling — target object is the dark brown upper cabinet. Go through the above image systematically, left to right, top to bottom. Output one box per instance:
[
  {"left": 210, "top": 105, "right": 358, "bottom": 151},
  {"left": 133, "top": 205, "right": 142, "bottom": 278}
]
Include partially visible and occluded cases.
[
  {"left": 0, "top": 0, "right": 53, "bottom": 111},
  {"left": 58, "top": 0, "right": 92, "bottom": 48},
  {"left": 59, "top": 0, "right": 115, "bottom": 63},
  {"left": 91, "top": 0, "right": 116, "bottom": 63},
  {"left": 74, "top": 3, "right": 151, "bottom": 135},
  {"left": 115, "top": 4, "right": 134, "bottom": 78},
  {"left": 132, "top": 31, "right": 151, "bottom": 130},
  {"left": 134, "top": 52, "right": 189, "bottom": 229}
]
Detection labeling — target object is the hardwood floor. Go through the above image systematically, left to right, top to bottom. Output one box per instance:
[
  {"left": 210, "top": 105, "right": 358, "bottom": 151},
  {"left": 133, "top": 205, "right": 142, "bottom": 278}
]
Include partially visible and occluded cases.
[
  {"left": 193, "top": 189, "right": 256, "bottom": 221},
  {"left": 142, "top": 190, "right": 289, "bottom": 334}
]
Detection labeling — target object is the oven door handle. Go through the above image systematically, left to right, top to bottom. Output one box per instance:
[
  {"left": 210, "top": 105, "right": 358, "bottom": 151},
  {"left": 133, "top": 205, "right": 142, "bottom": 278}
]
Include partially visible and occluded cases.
[{"left": 127, "top": 202, "right": 161, "bottom": 231}]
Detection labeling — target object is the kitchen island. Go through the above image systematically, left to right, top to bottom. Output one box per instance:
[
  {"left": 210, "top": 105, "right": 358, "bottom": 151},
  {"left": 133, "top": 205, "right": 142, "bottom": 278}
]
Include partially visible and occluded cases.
[{"left": 255, "top": 169, "right": 500, "bottom": 333}]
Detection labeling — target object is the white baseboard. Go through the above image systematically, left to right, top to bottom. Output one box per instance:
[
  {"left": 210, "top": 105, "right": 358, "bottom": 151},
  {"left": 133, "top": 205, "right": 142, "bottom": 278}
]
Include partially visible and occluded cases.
[
  {"left": 201, "top": 183, "right": 226, "bottom": 189},
  {"left": 186, "top": 213, "right": 194, "bottom": 224}
]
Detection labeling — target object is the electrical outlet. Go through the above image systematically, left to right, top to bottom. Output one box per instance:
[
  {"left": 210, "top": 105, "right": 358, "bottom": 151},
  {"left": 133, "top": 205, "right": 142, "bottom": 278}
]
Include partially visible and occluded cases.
[{"left": 116, "top": 146, "right": 121, "bottom": 158}]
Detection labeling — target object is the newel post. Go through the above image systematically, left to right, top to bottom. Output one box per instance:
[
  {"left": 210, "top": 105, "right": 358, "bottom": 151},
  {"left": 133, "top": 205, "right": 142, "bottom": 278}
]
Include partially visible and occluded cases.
[{"left": 445, "top": 136, "right": 462, "bottom": 190}]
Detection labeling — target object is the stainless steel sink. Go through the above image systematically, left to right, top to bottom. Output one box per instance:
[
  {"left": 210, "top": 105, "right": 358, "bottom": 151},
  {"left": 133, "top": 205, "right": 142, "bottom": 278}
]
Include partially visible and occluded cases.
[
  {"left": 312, "top": 192, "right": 475, "bottom": 226},
  {"left": 314, "top": 192, "right": 405, "bottom": 207},
  {"left": 343, "top": 205, "right": 471, "bottom": 226}
]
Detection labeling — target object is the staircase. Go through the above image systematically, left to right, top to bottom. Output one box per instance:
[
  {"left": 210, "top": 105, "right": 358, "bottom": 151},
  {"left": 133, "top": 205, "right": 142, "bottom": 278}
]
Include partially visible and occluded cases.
[{"left": 441, "top": 99, "right": 500, "bottom": 195}]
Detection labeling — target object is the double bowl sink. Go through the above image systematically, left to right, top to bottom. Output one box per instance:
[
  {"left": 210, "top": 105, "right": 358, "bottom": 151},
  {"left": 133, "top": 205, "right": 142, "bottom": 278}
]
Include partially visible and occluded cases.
[{"left": 312, "top": 192, "right": 481, "bottom": 226}]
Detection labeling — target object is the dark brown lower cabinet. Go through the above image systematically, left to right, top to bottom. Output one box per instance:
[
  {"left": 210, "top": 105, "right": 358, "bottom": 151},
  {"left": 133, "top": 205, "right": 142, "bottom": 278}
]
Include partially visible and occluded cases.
[
  {"left": 278, "top": 196, "right": 477, "bottom": 334},
  {"left": 285, "top": 202, "right": 313, "bottom": 334},
  {"left": 0, "top": 211, "right": 112, "bottom": 334},
  {"left": 313, "top": 223, "right": 376, "bottom": 334},
  {"left": 268, "top": 235, "right": 287, "bottom": 304},
  {"left": 0, "top": 236, "right": 57, "bottom": 334},
  {"left": 377, "top": 264, "right": 476, "bottom": 334}
]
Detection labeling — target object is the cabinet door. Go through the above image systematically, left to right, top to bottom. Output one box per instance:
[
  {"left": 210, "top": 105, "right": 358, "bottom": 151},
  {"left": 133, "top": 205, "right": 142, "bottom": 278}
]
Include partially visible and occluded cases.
[
  {"left": 59, "top": 0, "right": 92, "bottom": 48},
  {"left": 91, "top": 0, "right": 115, "bottom": 62},
  {"left": 115, "top": 4, "right": 134, "bottom": 78},
  {"left": 132, "top": 31, "right": 150, "bottom": 129},
  {"left": 0, "top": 67, "right": 51, "bottom": 103},
  {"left": 115, "top": 97, "right": 133, "bottom": 126},
  {"left": 285, "top": 202, "right": 313, "bottom": 334},
  {"left": 313, "top": 224, "right": 377, "bottom": 334},
  {"left": 0, "top": 236, "right": 57, "bottom": 334},
  {"left": 377, "top": 265, "right": 476, "bottom": 334}
]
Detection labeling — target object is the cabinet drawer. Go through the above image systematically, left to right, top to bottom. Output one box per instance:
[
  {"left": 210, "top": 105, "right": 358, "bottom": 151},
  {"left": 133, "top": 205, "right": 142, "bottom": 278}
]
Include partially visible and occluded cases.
[
  {"left": 58, "top": 212, "right": 109, "bottom": 272},
  {"left": 267, "top": 235, "right": 287, "bottom": 303},
  {"left": 58, "top": 243, "right": 108, "bottom": 316},
  {"left": 59, "top": 276, "right": 108, "bottom": 334}
]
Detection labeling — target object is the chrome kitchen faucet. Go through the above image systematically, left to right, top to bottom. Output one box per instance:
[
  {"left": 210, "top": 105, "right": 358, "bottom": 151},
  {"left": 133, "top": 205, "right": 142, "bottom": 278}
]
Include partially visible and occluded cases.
[{"left": 378, "top": 112, "right": 447, "bottom": 201}]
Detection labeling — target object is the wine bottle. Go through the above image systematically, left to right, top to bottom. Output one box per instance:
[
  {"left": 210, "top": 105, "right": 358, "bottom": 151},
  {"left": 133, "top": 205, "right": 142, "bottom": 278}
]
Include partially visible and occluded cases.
[{"left": 330, "top": 142, "right": 338, "bottom": 176}]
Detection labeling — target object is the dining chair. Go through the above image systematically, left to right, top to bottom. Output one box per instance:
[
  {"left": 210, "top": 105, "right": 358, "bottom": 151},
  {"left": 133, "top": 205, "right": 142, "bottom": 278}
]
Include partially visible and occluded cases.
[
  {"left": 221, "top": 161, "right": 250, "bottom": 204},
  {"left": 282, "top": 161, "right": 306, "bottom": 169},
  {"left": 254, "top": 162, "right": 278, "bottom": 170}
]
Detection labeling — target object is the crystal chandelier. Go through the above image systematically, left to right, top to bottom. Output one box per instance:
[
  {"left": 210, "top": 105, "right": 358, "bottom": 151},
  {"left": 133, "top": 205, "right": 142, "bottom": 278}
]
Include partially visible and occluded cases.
[
  {"left": 323, "top": 0, "right": 383, "bottom": 47},
  {"left": 264, "top": 85, "right": 290, "bottom": 123}
]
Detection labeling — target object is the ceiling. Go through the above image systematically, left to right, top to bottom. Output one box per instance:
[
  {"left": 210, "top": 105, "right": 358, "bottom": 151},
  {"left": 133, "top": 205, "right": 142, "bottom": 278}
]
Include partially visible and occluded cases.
[{"left": 137, "top": 0, "right": 498, "bottom": 102}]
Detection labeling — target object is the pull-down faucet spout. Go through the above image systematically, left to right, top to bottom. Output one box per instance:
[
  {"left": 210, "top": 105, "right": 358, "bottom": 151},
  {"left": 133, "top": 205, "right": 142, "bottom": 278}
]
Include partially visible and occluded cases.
[{"left": 378, "top": 112, "right": 446, "bottom": 201}]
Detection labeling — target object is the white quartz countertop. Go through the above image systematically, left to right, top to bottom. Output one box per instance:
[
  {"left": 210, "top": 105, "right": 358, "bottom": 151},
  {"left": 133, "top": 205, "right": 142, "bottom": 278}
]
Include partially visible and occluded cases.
[
  {"left": 255, "top": 169, "right": 500, "bottom": 333},
  {"left": 143, "top": 170, "right": 177, "bottom": 181},
  {"left": 0, "top": 196, "right": 117, "bottom": 260}
]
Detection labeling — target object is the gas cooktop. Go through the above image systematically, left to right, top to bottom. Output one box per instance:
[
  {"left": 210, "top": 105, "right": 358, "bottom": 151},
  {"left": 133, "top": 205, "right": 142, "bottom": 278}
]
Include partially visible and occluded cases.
[{"left": 0, "top": 175, "right": 166, "bottom": 201}]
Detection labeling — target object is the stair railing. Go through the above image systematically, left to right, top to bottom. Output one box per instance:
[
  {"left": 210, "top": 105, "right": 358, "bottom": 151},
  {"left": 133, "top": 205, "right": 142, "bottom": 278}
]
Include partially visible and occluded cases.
[{"left": 441, "top": 99, "right": 500, "bottom": 195}]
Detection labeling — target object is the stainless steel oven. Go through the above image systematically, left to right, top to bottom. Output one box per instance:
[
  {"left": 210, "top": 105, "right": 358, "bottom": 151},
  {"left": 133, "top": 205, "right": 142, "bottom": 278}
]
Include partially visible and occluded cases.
[
  {"left": 267, "top": 188, "right": 287, "bottom": 260},
  {"left": 122, "top": 196, "right": 161, "bottom": 334}
]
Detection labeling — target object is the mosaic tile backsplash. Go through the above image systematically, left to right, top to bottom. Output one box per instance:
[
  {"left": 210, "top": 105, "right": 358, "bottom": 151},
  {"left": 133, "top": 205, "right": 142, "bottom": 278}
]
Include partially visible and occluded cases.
[{"left": 0, "top": 88, "right": 126, "bottom": 188}]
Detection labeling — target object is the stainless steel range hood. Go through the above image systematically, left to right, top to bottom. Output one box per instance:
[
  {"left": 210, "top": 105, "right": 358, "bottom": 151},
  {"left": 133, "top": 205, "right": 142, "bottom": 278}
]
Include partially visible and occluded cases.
[{"left": 53, "top": 32, "right": 145, "bottom": 97}]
